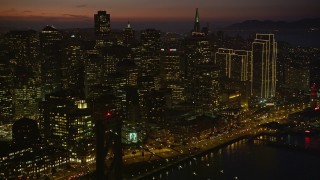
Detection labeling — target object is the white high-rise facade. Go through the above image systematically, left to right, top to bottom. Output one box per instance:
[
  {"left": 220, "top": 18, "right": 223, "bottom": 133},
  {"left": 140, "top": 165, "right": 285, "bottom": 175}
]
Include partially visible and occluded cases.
[{"left": 252, "top": 34, "right": 277, "bottom": 99}]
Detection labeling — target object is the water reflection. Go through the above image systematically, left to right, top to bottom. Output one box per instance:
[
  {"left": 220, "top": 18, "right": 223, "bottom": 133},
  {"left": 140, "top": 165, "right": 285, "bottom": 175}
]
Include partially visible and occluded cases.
[
  {"left": 149, "top": 134, "right": 320, "bottom": 180},
  {"left": 305, "top": 136, "right": 310, "bottom": 148}
]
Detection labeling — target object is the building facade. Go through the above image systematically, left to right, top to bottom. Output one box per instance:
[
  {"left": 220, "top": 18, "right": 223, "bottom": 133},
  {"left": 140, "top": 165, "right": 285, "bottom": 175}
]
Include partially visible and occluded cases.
[{"left": 252, "top": 34, "right": 277, "bottom": 99}]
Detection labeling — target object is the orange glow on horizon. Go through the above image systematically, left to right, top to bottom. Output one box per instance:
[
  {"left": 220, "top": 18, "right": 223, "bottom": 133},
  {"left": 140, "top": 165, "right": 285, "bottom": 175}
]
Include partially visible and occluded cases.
[
  {"left": 0, "top": 1, "right": 318, "bottom": 30},
  {"left": 0, "top": 5, "right": 285, "bottom": 24}
]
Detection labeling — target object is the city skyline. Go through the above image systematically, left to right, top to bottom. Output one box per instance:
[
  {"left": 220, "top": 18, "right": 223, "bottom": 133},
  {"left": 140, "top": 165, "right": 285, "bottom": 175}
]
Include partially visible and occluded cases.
[
  {"left": 1, "top": 0, "right": 319, "bottom": 31},
  {"left": 0, "top": 6, "right": 320, "bottom": 179}
]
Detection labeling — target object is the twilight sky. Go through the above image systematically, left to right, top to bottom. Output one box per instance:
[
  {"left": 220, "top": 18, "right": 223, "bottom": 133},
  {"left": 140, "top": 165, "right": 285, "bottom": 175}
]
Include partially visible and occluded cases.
[{"left": 0, "top": 0, "right": 319, "bottom": 31}]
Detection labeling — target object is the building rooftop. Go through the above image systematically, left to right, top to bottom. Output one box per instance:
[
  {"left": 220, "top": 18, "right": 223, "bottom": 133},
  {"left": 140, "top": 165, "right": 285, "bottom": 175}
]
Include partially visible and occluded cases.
[{"left": 42, "top": 25, "right": 58, "bottom": 32}]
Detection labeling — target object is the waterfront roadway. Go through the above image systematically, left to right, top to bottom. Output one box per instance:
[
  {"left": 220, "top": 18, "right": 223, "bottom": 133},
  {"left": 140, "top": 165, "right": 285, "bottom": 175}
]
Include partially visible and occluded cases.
[
  {"left": 53, "top": 103, "right": 307, "bottom": 179},
  {"left": 130, "top": 103, "right": 307, "bottom": 179}
]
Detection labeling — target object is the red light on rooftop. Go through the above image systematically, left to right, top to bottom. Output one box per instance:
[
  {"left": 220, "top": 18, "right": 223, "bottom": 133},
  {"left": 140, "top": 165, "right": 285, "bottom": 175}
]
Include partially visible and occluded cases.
[{"left": 106, "top": 112, "right": 112, "bottom": 118}]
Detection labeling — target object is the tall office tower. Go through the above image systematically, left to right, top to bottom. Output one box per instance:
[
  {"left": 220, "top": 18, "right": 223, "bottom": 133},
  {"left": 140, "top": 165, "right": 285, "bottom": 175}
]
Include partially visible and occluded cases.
[
  {"left": 192, "top": 8, "right": 205, "bottom": 36},
  {"left": 194, "top": 8, "right": 200, "bottom": 32},
  {"left": 94, "top": 11, "right": 110, "bottom": 37},
  {"left": 94, "top": 11, "right": 112, "bottom": 49},
  {"left": 123, "top": 21, "right": 135, "bottom": 47},
  {"left": 40, "top": 25, "right": 63, "bottom": 97},
  {"left": 140, "top": 29, "right": 161, "bottom": 76},
  {"left": 4, "top": 30, "right": 40, "bottom": 72},
  {"left": 4, "top": 30, "right": 42, "bottom": 120},
  {"left": 159, "top": 33, "right": 185, "bottom": 105},
  {"left": 61, "top": 34, "right": 85, "bottom": 91},
  {"left": 252, "top": 34, "right": 277, "bottom": 99},
  {"left": 184, "top": 35, "right": 212, "bottom": 105},
  {"left": 185, "top": 37, "right": 211, "bottom": 70},
  {"left": 0, "top": 40, "right": 13, "bottom": 124},
  {"left": 100, "top": 46, "right": 131, "bottom": 88},
  {"left": 101, "top": 48, "right": 120, "bottom": 77},
  {"left": 160, "top": 48, "right": 185, "bottom": 104},
  {"left": 160, "top": 48, "right": 182, "bottom": 82},
  {"left": 215, "top": 48, "right": 252, "bottom": 83},
  {"left": 215, "top": 48, "right": 234, "bottom": 77},
  {"left": 215, "top": 49, "right": 252, "bottom": 109},
  {"left": 84, "top": 50, "right": 103, "bottom": 99},
  {"left": 232, "top": 50, "right": 252, "bottom": 82},
  {"left": 116, "top": 59, "right": 139, "bottom": 86},
  {"left": 0, "top": 63, "right": 13, "bottom": 124},
  {"left": 193, "top": 63, "right": 220, "bottom": 114},
  {"left": 13, "top": 66, "right": 42, "bottom": 120},
  {"left": 105, "top": 72, "right": 127, "bottom": 119},
  {"left": 137, "top": 75, "right": 155, "bottom": 121},
  {"left": 144, "top": 90, "right": 167, "bottom": 124},
  {"left": 39, "top": 91, "right": 94, "bottom": 163}
]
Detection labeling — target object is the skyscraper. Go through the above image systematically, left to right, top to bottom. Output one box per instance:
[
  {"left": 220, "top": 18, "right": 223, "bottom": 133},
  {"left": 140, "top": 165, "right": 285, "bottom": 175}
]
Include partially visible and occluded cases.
[
  {"left": 192, "top": 8, "right": 205, "bottom": 36},
  {"left": 194, "top": 8, "right": 200, "bottom": 33},
  {"left": 94, "top": 11, "right": 110, "bottom": 37},
  {"left": 123, "top": 21, "right": 135, "bottom": 47},
  {"left": 40, "top": 25, "right": 63, "bottom": 97},
  {"left": 140, "top": 29, "right": 161, "bottom": 76},
  {"left": 4, "top": 30, "right": 41, "bottom": 120},
  {"left": 4, "top": 30, "right": 39, "bottom": 71},
  {"left": 61, "top": 34, "right": 85, "bottom": 91},
  {"left": 252, "top": 34, "right": 277, "bottom": 99},
  {"left": 184, "top": 35, "right": 212, "bottom": 105},
  {"left": 160, "top": 48, "right": 185, "bottom": 105},
  {"left": 160, "top": 48, "right": 182, "bottom": 82},
  {"left": 215, "top": 48, "right": 252, "bottom": 83},
  {"left": 215, "top": 48, "right": 234, "bottom": 77},
  {"left": 233, "top": 50, "right": 252, "bottom": 82},
  {"left": 0, "top": 60, "right": 14, "bottom": 124},
  {"left": 193, "top": 63, "right": 220, "bottom": 114},
  {"left": 13, "top": 66, "right": 42, "bottom": 120},
  {"left": 137, "top": 75, "right": 155, "bottom": 121}
]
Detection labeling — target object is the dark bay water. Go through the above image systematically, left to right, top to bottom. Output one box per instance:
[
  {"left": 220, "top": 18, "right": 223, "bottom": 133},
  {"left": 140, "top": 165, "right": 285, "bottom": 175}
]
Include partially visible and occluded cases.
[{"left": 150, "top": 134, "right": 320, "bottom": 180}]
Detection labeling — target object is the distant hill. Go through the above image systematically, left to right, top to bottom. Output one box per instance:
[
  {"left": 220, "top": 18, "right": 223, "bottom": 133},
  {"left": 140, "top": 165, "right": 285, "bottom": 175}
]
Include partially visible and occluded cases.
[
  {"left": 227, "top": 18, "right": 320, "bottom": 30},
  {"left": 0, "top": 27, "right": 15, "bottom": 33}
]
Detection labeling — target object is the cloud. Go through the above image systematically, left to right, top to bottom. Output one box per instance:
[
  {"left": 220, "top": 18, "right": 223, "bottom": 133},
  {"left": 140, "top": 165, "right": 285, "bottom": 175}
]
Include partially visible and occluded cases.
[
  {"left": 76, "top": 4, "right": 87, "bottom": 8},
  {"left": 2, "top": 8, "right": 15, "bottom": 13},
  {"left": 23, "top": 10, "right": 32, "bottom": 13},
  {"left": 0, "top": 14, "right": 89, "bottom": 22},
  {"left": 62, "top": 14, "right": 87, "bottom": 18},
  {"left": 63, "top": 14, "right": 89, "bottom": 19}
]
